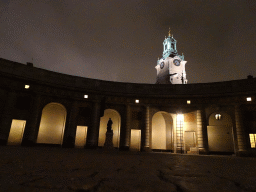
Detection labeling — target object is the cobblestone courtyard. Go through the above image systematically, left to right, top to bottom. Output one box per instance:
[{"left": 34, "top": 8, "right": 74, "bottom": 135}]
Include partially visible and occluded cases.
[{"left": 0, "top": 146, "right": 255, "bottom": 192}]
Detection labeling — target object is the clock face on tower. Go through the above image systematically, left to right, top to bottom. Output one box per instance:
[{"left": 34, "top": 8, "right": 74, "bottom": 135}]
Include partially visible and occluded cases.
[
  {"left": 173, "top": 59, "right": 180, "bottom": 66},
  {"left": 160, "top": 62, "right": 164, "bottom": 69}
]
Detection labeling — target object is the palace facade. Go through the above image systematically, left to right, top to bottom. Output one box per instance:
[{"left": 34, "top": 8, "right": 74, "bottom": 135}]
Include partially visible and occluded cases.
[{"left": 0, "top": 57, "right": 256, "bottom": 156}]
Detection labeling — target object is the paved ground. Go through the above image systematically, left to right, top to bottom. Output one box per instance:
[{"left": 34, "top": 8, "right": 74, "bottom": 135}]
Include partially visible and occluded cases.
[{"left": 0, "top": 146, "right": 255, "bottom": 192}]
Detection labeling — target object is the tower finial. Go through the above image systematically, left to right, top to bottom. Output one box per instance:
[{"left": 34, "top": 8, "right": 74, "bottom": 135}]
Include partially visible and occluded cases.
[{"left": 168, "top": 27, "right": 171, "bottom": 37}]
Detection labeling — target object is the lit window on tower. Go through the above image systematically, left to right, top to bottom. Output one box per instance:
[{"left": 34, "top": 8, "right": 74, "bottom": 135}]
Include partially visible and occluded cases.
[
  {"left": 247, "top": 97, "right": 252, "bottom": 101},
  {"left": 249, "top": 134, "right": 256, "bottom": 148}
]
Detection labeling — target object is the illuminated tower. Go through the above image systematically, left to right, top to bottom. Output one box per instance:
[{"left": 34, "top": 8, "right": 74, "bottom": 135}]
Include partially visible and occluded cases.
[{"left": 155, "top": 29, "right": 188, "bottom": 84}]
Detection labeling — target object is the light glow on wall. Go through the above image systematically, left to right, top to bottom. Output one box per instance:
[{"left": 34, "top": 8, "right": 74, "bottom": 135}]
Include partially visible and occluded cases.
[
  {"left": 25, "top": 85, "right": 30, "bottom": 89},
  {"left": 84, "top": 95, "right": 88, "bottom": 98},
  {"left": 247, "top": 97, "right": 252, "bottom": 101},
  {"left": 135, "top": 99, "right": 139, "bottom": 103},
  {"left": 187, "top": 100, "right": 191, "bottom": 104},
  {"left": 176, "top": 114, "right": 184, "bottom": 152},
  {"left": 177, "top": 114, "right": 184, "bottom": 122},
  {"left": 7, "top": 119, "right": 26, "bottom": 145},
  {"left": 75, "top": 126, "right": 87, "bottom": 148},
  {"left": 130, "top": 129, "right": 141, "bottom": 151},
  {"left": 249, "top": 134, "right": 256, "bottom": 148}
]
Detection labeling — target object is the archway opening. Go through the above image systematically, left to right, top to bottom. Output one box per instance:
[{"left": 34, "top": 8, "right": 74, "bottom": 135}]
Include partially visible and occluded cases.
[
  {"left": 37, "top": 103, "right": 67, "bottom": 145},
  {"left": 98, "top": 109, "right": 121, "bottom": 148},
  {"left": 152, "top": 112, "right": 173, "bottom": 151},
  {"left": 207, "top": 112, "right": 234, "bottom": 153}
]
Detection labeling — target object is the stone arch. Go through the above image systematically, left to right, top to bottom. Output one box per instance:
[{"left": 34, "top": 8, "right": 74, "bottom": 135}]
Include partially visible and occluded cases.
[
  {"left": 37, "top": 102, "right": 67, "bottom": 145},
  {"left": 98, "top": 109, "right": 121, "bottom": 148},
  {"left": 152, "top": 111, "right": 173, "bottom": 151},
  {"left": 207, "top": 111, "right": 234, "bottom": 153}
]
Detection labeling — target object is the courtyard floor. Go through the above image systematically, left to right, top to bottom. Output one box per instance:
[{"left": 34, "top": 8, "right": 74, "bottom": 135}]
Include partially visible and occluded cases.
[{"left": 0, "top": 146, "right": 255, "bottom": 192}]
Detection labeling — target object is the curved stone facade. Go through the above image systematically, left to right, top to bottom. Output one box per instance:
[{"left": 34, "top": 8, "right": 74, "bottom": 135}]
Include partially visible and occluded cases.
[{"left": 0, "top": 58, "right": 255, "bottom": 156}]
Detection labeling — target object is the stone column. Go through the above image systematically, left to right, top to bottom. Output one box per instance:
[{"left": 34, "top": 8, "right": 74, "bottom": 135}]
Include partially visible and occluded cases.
[
  {"left": 0, "top": 91, "right": 17, "bottom": 145},
  {"left": 22, "top": 94, "right": 42, "bottom": 146},
  {"left": 62, "top": 100, "right": 79, "bottom": 148},
  {"left": 86, "top": 101, "right": 101, "bottom": 148},
  {"left": 123, "top": 104, "right": 131, "bottom": 150},
  {"left": 143, "top": 105, "right": 150, "bottom": 151},
  {"left": 234, "top": 105, "right": 247, "bottom": 156},
  {"left": 197, "top": 109, "right": 207, "bottom": 154}
]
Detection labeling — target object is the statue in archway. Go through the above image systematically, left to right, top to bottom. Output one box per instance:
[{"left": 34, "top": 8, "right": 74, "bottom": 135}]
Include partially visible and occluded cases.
[
  {"left": 104, "top": 118, "right": 114, "bottom": 150},
  {"left": 107, "top": 118, "right": 113, "bottom": 132}
]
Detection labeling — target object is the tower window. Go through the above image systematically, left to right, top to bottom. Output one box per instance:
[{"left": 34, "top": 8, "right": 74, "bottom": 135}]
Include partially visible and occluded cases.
[
  {"left": 165, "top": 44, "right": 167, "bottom": 50},
  {"left": 172, "top": 44, "right": 174, "bottom": 49}
]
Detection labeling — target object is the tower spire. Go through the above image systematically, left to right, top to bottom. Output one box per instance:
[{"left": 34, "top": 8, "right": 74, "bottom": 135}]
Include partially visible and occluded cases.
[{"left": 168, "top": 27, "right": 171, "bottom": 37}]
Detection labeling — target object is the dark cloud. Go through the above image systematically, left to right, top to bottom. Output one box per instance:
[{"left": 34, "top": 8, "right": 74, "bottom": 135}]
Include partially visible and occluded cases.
[{"left": 0, "top": 0, "right": 255, "bottom": 84}]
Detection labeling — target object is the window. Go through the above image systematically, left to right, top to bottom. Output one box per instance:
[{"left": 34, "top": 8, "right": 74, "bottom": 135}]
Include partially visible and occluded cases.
[
  {"left": 165, "top": 44, "right": 167, "bottom": 50},
  {"left": 25, "top": 85, "right": 30, "bottom": 89},
  {"left": 84, "top": 95, "right": 88, "bottom": 99},
  {"left": 247, "top": 97, "right": 252, "bottom": 101},
  {"left": 135, "top": 99, "right": 139, "bottom": 103},
  {"left": 187, "top": 100, "right": 191, "bottom": 104},
  {"left": 215, "top": 114, "right": 221, "bottom": 120},
  {"left": 249, "top": 134, "right": 256, "bottom": 148}
]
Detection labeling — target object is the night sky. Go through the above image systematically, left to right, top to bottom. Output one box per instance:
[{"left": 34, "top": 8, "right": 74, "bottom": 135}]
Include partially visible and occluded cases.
[{"left": 0, "top": 0, "right": 255, "bottom": 84}]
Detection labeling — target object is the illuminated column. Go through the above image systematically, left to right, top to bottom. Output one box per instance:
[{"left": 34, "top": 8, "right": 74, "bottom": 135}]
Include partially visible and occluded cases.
[
  {"left": 0, "top": 91, "right": 16, "bottom": 145},
  {"left": 22, "top": 94, "right": 42, "bottom": 146},
  {"left": 62, "top": 100, "right": 79, "bottom": 148},
  {"left": 86, "top": 101, "right": 101, "bottom": 148},
  {"left": 124, "top": 104, "right": 131, "bottom": 150},
  {"left": 143, "top": 105, "right": 150, "bottom": 151},
  {"left": 235, "top": 105, "right": 247, "bottom": 155},
  {"left": 197, "top": 109, "right": 207, "bottom": 153},
  {"left": 176, "top": 114, "right": 184, "bottom": 153}
]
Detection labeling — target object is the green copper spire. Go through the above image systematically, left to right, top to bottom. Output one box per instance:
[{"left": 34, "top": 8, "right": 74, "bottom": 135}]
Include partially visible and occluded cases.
[{"left": 161, "top": 28, "right": 184, "bottom": 60}]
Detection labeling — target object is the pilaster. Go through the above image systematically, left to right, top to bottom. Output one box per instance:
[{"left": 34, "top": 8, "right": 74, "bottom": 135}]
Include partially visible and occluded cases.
[
  {"left": 0, "top": 91, "right": 17, "bottom": 145},
  {"left": 22, "top": 94, "right": 42, "bottom": 146},
  {"left": 62, "top": 100, "right": 79, "bottom": 148},
  {"left": 86, "top": 101, "right": 101, "bottom": 148},
  {"left": 120, "top": 104, "right": 131, "bottom": 151},
  {"left": 142, "top": 105, "right": 151, "bottom": 152},
  {"left": 234, "top": 105, "right": 248, "bottom": 156},
  {"left": 197, "top": 109, "right": 207, "bottom": 154}
]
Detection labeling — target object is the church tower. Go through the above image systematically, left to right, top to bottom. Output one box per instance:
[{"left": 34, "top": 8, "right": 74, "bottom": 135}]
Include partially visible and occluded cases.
[{"left": 155, "top": 29, "right": 188, "bottom": 84}]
